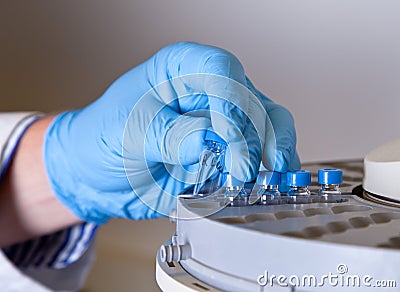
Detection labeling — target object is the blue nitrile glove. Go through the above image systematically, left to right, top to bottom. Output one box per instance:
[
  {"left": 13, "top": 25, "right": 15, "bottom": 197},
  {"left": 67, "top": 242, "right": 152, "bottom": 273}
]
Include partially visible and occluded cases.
[
  {"left": 44, "top": 42, "right": 300, "bottom": 224},
  {"left": 245, "top": 78, "right": 301, "bottom": 173}
]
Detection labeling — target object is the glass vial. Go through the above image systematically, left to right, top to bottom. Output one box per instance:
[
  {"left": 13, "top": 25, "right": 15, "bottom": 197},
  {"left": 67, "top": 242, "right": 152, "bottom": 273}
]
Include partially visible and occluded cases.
[
  {"left": 193, "top": 130, "right": 227, "bottom": 197},
  {"left": 318, "top": 168, "right": 343, "bottom": 203},
  {"left": 286, "top": 170, "right": 312, "bottom": 204},
  {"left": 256, "top": 171, "right": 281, "bottom": 205},
  {"left": 224, "top": 174, "right": 249, "bottom": 207}
]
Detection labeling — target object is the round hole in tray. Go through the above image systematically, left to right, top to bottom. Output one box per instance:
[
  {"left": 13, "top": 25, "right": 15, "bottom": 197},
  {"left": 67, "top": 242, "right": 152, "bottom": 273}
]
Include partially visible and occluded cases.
[
  {"left": 331, "top": 205, "right": 372, "bottom": 214},
  {"left": 303, "top": 207, "right": 333, "bottom": 217},
  {"left": 275, "top": 210, "right": 305, "bottom": 220},
  {"left": 370, "top": 212, "right": 400, "bottom": 224},
  {"left": 245, "top": 213, "right": 276, "bottom": 223},
  {"left": 348, "top": 216, "right": 373, "bottom": 228},
  {"left": 216, "top": 217, "right": 247, "bottom": 224},
  {"left": 326, "top": 221, "right": 351, "bottom": 233},
  {"left": 302, "top": 226, "right": 327, "bottom": 238},
  {"left": 281, "top": 231, "right": 306, "bottom": 239},
  {"left": 388, "top": 237, "right": 400, "bottom": 247}
]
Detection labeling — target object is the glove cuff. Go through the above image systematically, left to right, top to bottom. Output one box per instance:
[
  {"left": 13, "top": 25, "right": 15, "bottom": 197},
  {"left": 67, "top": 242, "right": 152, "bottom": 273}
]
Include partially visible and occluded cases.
[{"left": 43, "top": 111, "right": 111, "bottom": 224}]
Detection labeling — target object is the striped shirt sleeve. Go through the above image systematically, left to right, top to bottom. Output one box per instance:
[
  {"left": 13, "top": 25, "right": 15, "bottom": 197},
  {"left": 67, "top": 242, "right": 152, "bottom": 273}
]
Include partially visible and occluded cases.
[
  {"left": 0, "top": 112, "right": 98, "bottom": 269},
  {"left": 3, "top": 223, "right": 97, "bottom": 269}
]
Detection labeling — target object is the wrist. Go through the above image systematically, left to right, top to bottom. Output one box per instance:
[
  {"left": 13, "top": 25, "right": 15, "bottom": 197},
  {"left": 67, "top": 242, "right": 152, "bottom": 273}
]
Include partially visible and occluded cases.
[
  {"left": 43, "top": 111, "right": 113, "bottom": 224},
  {"left": 0, "top": 115, "right": 82, "bottom": 246}
]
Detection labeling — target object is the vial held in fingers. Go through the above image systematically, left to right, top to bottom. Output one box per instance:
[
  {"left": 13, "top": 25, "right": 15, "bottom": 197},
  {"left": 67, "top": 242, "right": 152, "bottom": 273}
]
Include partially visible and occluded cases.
[{"left": 193, "top": 130, "right": 227, "bottom": 197}]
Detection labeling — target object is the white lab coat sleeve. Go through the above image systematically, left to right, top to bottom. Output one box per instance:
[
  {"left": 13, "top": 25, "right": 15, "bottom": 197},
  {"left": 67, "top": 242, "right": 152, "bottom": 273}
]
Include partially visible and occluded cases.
[{"left": 0, "top": 112, "right": 96, "bottom": 291}]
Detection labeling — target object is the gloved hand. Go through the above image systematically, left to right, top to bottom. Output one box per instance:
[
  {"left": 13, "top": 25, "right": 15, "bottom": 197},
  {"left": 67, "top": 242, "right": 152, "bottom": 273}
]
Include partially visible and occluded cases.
[{"left": 44, "top": 42, "right": 300, "bottom": 224}]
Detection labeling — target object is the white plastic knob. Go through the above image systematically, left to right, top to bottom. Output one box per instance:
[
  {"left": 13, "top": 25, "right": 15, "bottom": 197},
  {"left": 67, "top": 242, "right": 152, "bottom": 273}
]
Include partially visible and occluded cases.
[{"left": 364, "top": 138, "right": 400, "bottom": 201}]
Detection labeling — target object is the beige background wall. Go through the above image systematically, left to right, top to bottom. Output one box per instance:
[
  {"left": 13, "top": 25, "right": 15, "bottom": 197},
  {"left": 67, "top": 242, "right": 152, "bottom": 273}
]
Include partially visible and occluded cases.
[
  {"left": 2, "top": 0, "right": 399, "bottom": 162},
  {"left": 1, "top": 1, "right": 399, "bottom": 291}
]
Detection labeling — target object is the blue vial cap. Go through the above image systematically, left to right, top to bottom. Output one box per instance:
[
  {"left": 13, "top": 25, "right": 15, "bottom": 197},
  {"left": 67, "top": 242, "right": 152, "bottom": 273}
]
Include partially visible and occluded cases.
[
  {"left": 204, "top": 129, "right": 227, "bottom": 146},
  {"left": 318, "top": 168, "right": 342, "bottom": 185},
  {"left": 287, "top": 170, "right": 311, "bottom": 187},
  {"left": 257, "top": 171, "right": 281, "bottom": 186}
]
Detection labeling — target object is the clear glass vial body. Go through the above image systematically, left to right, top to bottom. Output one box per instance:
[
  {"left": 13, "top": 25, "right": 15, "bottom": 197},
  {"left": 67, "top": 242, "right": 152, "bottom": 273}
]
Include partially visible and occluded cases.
[
  {"left": 193, "top": 136, "right": 227, "bottom": 197},
  {"left": 317, "top": 168, "right": 343, "bottom": 203},
  {"left": 286, "top": 170, "right": 312, "bottom": 204},
  {"left": 256, "top": 171, "right": 281, "bottom": 205},
  {"left": 224, "top": 174, "right": 249, "bottom": 207},
  {"left": 318, "top": 184, "right": 341, "bottom": 202},
  {"left": 258, "top": 185, "right": 281, "bottom": 205},
  {"left": 225, "top": 186, "right": 249, "bottom": 207},
  {"left": 287, "top": 186, "right": 311, "bottom": 204}
]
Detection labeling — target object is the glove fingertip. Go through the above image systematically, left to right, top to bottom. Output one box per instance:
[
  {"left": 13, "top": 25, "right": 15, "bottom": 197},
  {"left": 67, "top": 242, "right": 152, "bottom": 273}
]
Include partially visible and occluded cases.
[{"left": 178, "top": 129, "right": 207, "bottom": 165}]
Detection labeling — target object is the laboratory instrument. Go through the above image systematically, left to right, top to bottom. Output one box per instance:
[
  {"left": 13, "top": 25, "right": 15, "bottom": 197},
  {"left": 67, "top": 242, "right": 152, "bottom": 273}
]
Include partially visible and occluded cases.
[{"left": 156, "top": 139, "right": 400, "bottom": 291}]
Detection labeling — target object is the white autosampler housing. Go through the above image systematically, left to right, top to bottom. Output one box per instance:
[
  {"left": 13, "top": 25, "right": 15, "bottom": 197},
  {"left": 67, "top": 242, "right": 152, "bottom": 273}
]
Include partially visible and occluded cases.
[{"left": 156, "top": 139, "right": 400, "bottom": 292}]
